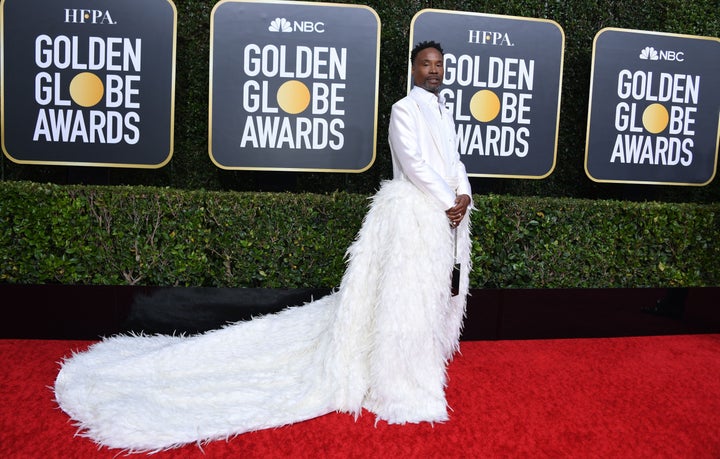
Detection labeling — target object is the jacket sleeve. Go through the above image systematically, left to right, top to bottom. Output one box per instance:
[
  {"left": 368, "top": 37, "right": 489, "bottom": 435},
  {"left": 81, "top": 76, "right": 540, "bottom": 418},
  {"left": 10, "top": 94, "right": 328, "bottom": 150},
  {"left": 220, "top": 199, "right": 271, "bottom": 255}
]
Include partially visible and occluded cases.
[
  {"left": 388, "top": 101, "right": 458, "bottom": 210},
  {"left": 455, "top": 156, "right": 472, "bottom": 201}
]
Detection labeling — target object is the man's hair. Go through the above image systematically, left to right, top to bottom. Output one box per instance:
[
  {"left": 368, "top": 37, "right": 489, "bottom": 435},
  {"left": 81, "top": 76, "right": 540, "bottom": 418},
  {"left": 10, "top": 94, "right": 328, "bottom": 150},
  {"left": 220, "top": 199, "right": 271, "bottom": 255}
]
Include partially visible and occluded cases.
[{"left": 410, "top": 40, "right": 444, "bottom": 65}]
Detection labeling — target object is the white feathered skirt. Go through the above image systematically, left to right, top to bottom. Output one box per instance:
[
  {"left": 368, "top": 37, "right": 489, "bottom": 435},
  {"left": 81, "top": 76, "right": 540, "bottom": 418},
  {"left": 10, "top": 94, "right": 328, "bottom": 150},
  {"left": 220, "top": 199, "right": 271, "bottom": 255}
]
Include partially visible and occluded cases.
[{"left": 53, "top": 179, "right": 472, "bottom": 453}]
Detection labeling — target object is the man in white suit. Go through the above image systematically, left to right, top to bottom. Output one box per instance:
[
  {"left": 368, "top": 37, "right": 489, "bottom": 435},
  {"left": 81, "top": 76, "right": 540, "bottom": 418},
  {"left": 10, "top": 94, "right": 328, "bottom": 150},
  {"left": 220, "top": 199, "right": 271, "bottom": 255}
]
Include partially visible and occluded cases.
[
  {"left": 357, "top": 40, "right": 474, "bottom": 423},
  {"left": 388, "top": 40, "right": 472, "bottom": 228},
  {"left": 53, "top": 41, "right": 476, "bottom": 453}
]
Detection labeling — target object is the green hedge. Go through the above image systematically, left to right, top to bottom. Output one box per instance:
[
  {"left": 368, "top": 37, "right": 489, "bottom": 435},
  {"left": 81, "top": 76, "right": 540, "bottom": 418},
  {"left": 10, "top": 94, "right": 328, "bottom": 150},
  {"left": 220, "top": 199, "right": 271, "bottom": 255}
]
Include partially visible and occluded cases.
[
  {"left": 2, "top": 181, "right": 717, "bottom": 288},
  {"left": 472, "top": 195, "right": 719, "bottom": 288}
]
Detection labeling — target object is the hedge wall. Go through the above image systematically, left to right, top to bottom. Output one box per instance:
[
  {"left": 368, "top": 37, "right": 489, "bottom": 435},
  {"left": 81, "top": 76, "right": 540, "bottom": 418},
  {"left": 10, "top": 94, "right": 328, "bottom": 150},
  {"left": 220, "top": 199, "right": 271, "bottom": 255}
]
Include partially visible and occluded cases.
[
  {"left": 1, "top": 0, "right": 718, "bottom": 203},
  {"left": 2, "top": 181, "right": 717, "bottom": 288}
]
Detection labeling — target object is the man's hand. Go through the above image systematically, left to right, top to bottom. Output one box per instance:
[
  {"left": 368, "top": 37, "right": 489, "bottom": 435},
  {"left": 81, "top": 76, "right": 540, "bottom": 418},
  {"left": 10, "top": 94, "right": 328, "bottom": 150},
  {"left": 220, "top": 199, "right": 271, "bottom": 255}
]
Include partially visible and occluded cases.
[{"left": 446, "top": 194, "right": 471, "bottom": 227}]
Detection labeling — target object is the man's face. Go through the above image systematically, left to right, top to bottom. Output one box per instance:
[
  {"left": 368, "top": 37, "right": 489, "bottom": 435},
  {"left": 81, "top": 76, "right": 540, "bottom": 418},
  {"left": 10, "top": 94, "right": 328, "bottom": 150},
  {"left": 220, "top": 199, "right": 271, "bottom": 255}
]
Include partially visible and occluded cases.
[{"left": 411, "top": 47, "right": 444, "bottom": 94}]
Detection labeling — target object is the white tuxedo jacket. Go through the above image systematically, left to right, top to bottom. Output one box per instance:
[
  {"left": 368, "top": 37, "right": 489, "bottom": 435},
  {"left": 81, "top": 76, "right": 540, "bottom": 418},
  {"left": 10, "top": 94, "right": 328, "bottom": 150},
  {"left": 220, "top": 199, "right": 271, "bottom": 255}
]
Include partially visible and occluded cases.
[{"left": 388, "top": 86, "right": 472, "bottom": 211}]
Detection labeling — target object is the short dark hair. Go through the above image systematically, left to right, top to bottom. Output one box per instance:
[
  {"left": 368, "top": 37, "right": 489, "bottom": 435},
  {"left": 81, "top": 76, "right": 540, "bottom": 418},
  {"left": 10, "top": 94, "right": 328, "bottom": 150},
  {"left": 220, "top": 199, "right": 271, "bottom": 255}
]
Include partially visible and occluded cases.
[{"left": 410, "top": 41, "right": 444, "bottom": 65}]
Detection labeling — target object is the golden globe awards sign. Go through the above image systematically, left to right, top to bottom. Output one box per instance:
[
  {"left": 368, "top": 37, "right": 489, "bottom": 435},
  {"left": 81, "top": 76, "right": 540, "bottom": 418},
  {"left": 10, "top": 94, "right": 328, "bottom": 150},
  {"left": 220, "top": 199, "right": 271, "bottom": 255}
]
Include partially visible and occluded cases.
[
  {"left": 1, "top": 0, "right": 177, "bottom": 168},
  {"left": 209, "top": 0, "right": 380, "bottom": 172},
  {"left": 411, "top": 9, "right": 564, "bottom": 178},
  {"left": 585, "top": 28, "right": 719, "bottom": 185}
]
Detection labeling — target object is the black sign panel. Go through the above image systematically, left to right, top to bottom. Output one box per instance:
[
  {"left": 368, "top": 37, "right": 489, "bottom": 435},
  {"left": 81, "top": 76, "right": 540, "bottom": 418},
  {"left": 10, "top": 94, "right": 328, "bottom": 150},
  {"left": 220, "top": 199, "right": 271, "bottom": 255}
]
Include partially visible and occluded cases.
[
  {"left": 1, "top": 0, "right": 176, "bottom": 168},
  {"left": 209, "top": 0, "right": 380, "bottom": 172},
  {"left": 411, "top": 9, "right": 564, "bottom": 179},
  {"left": 585, "top": 28, "right": 719, "bottom": 185}
]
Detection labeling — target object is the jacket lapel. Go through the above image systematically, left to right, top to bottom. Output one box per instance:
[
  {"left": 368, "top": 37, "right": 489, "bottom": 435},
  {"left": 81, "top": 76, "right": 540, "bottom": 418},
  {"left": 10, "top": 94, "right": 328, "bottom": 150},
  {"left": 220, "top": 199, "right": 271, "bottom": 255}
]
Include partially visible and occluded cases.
[{"left": 411, "top": 90, "right": 445, "bottom": 157}]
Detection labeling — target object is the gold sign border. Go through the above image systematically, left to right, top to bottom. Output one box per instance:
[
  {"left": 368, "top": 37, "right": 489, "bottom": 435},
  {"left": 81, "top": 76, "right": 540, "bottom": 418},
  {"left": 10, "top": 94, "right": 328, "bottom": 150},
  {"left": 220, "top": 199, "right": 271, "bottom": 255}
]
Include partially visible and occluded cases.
[
  {"left": 0, "top": 0, "right": 178, "bottom": 169},
  {"left": 208, "top": 0, "right": 381, "bottom": 173},
  {"left": 409, "top": 8, "right": 566, "bottom": 180},
  {"left": 584, "top": 27, "right": 720, "bottom": 187}
]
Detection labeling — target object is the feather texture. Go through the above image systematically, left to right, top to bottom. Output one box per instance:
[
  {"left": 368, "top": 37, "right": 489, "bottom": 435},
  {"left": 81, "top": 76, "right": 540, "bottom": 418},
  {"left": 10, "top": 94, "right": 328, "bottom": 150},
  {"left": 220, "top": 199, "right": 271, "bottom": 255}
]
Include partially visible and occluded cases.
[{"left": 54, "top": 179, "right": 472, "bottom": 453}]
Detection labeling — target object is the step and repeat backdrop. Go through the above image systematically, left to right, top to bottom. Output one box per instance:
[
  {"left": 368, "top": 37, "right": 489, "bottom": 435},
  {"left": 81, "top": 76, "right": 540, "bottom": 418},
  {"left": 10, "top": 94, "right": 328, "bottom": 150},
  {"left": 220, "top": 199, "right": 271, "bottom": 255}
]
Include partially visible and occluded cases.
[
  {"left": 1, "top": 0, "right": 177, "bottom": 168},
  {"left": 209, "top": 0, "right": 380, "bottom": 172},
  {"left": 2, "top": 1, "right": 718, "bottom": 184},
  {"left": 411, "top": 9, "right": 564, "bottom": 179},
  {"left": 585, "top": 28, "right": 719, "bottom": 186}
]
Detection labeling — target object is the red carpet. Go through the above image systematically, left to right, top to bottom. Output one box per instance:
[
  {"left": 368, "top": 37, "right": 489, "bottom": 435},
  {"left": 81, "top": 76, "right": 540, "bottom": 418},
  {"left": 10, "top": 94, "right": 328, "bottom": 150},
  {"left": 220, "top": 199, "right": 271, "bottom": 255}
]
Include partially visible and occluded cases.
[{"left": 1, "top": 335, "right": 719, "bottom": 458}]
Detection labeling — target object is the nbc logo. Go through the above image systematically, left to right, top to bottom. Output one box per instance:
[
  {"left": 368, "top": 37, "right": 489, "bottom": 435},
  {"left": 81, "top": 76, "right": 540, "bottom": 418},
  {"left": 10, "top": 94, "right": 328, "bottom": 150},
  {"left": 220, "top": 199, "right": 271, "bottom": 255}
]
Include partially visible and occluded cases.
[
  {"left": 268, "top": 17, "right": 325, "bottom": 33},
  {"left": 269, "top": 18, "right": 292, "bottom": 32},
  {"left": 639, "top": 46, "right": 659, "bottom": 60},
  {"left": 639, "top": 46, "right": 684, "bottom": 62}
]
